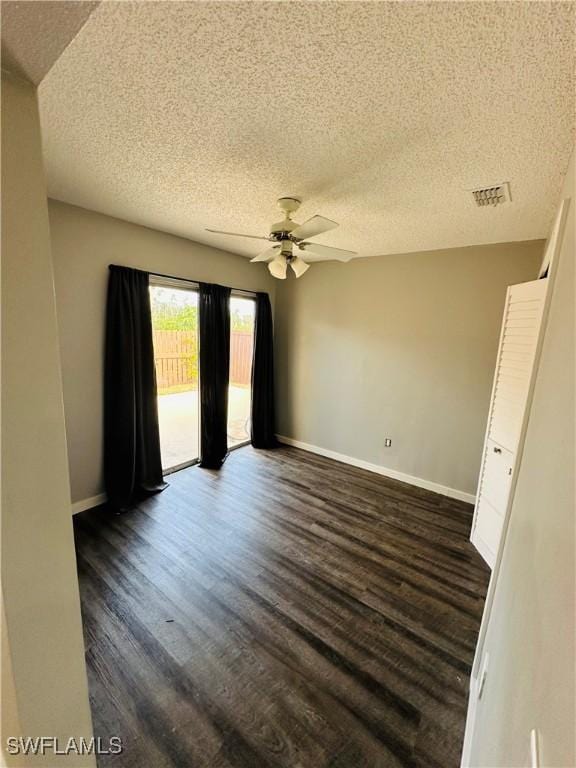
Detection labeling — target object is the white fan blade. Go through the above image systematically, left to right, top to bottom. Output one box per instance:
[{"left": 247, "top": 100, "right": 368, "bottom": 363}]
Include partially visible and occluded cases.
[
  {"left": 290, "top": 215, "right": 338, "bottom": 241},
  {"left": 206, "top": 228, "right": 269, "bottom": 241},
  {"left": 299, "top": 242, "right": 357, "bottom": 262},
  {"left": 250, "top": 245, "right": 280, "bottom": 263}
]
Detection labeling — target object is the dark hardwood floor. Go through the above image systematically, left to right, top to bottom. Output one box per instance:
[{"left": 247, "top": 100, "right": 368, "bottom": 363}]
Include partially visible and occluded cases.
[{"left": 73, "top": 445, "right": 490, "bottom": 768}]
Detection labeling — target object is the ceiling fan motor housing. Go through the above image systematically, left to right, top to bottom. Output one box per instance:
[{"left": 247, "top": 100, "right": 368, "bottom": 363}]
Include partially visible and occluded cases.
[
  {"left": 270, "top": 219, "right": 298, "bottom": 238},
  {"left": 280, "top": 239, "right": 294, "bottom": 258}
]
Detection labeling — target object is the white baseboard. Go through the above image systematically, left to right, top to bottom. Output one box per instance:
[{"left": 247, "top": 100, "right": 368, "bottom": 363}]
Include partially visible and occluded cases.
[
  {"left": 276, "top": 435, "right": 476, "bottom": 505},
  {"left": 70, "top": 443, "right": 476, "bottom": 513},
  {"left": 71, "top": 493, "right": 107, "bottom": 515}
]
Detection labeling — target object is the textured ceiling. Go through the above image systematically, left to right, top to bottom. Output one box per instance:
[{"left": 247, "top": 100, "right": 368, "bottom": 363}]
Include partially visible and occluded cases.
[
  {"left": 1, "top": 0, "right": 99, "bottom": 85},
  {"left": 38, "top": 1, "right": 574, "bottom": 259}
]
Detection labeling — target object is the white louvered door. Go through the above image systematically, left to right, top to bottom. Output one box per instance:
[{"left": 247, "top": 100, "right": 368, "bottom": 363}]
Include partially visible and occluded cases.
[{"left": 471, "top": 278, "right": 547, "bottom": 567}]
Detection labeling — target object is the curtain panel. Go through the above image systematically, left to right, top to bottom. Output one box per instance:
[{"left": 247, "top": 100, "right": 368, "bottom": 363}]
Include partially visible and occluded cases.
[
  {"left": 104, "top": 265, "right": 166, "bottom": 510},
  {"left": 199, "top": 282, "right": 231, "bottom": 468},
  {"left": 251, "top": 292, "right": 277, "bottom": 449}
]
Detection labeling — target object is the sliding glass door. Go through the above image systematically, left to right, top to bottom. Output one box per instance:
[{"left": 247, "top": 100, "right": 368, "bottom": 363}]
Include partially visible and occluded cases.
[
  {"left": 150, "top": 281, "right": 199, "bottom": 472},
  {"left": 150, "top": 282, "right": 256, "bottom": 472},
  {"left": 228, "top": 296, "right": 256, "bottom": 447}
]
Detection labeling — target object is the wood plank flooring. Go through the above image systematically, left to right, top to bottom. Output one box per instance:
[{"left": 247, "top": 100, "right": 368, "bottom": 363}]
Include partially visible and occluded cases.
[{"left": 73, "top": 445, "right": 490, "bottom": 768}]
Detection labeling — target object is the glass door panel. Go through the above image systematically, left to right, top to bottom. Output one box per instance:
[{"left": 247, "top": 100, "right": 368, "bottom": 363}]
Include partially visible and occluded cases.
[
  {"left": 150, "top": 282, "right": 199, "bottom": 472},
  {"left": 228, "top": 296, "right": 255, "bottom": 447}
]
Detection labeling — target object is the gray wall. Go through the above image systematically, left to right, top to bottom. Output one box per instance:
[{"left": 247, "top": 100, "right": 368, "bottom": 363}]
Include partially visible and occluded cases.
[
  {"left": 1, "top": 73, "right": 94, "bottom": 765},
  {"left": 468, "top": 153, "right": 574, "bottom": 767},
  {"left": 48, "top": 200, "right": 276, "bottom": 505},
  {"left": 274, "top": 241, "right": 543, "bottom": 496}
]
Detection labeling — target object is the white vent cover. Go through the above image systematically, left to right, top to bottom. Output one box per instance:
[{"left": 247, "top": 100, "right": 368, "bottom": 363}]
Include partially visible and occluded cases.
[{"left": 472, "top": 182, "right": 511, "bottom": 207}]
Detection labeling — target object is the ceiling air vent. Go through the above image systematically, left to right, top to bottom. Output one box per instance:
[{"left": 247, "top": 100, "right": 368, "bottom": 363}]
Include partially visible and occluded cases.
[{"left": 472, "top": 182, "right": 511, "bottom": 208}]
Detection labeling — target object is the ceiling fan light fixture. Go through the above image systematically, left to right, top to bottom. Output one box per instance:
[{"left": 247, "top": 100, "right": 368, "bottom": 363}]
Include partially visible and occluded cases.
[
  {"left": 268, "top": 254, "right": 287, "bottom": 280},
  {"left": 290, "top": 256, "right": 310, "bottom": 278}
]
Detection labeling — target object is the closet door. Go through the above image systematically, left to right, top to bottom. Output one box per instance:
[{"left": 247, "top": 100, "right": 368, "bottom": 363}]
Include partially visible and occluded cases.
[{"left": 471, "top": 279, "right": 547, "bottom": 567}]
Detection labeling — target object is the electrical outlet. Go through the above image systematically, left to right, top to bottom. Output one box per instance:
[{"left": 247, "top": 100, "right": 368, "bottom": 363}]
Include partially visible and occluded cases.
[{"left": 384, "top": 438, "right": 392, "bottom": 447}]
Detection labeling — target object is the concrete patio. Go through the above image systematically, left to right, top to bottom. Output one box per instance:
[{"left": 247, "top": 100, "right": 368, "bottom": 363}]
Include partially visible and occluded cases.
[{"left": 157, "top": 386, "right": 251, "bottom": 470}]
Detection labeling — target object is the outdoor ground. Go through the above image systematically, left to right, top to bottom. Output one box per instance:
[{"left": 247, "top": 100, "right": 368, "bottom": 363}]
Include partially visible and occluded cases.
[{"left": 157, "top": 386, "right": 251, "bottom": 470}]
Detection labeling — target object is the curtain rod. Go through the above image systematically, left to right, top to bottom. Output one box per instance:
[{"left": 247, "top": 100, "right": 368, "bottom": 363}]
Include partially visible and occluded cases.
[{"left": 109, "top": 264, "right": 259, "bottom": 297}]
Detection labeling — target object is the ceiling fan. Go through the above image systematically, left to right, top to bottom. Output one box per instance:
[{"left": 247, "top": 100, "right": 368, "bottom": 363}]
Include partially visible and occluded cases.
[{"left": 206, "top": 197, "right": 357, "bottom": 279}]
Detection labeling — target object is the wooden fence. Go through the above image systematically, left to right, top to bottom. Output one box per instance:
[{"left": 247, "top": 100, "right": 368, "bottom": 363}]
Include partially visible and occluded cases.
[
  {"left": 153, "top": 329, "right": 253, "bottom": 391},
  {"left": 230, "top": 331, "right": 254, "bottom": 385}
]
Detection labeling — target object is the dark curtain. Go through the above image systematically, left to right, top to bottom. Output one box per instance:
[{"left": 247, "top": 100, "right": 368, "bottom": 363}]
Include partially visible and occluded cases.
[
  {"left": 104, "top": 265, "right": 166, "bottom": 510},
  {"left": 199, "top": 282, "right": 231, "bottom": 468},
  {"left": 251, "top": 292, "right": 277, "bottom": 449}
]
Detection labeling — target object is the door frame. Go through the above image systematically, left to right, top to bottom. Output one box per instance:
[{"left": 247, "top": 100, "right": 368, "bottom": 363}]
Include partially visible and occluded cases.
[{"left": 461, "top": 197, "right": 570, "bottom": 766}]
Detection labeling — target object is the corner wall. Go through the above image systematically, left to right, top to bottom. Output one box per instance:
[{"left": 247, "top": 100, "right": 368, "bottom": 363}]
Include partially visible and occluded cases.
[
  {"left": 1, "top": 73, "right": 94, "bottom": 766},
  {"left": 467, "top": 154, "right": 574, "bottom": 767},
  {"left": 48, "top": 200, "right": 276, "bottom": 506},
  {"left": 274, "top": 240, "right": 542, "bottom": 497}
]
